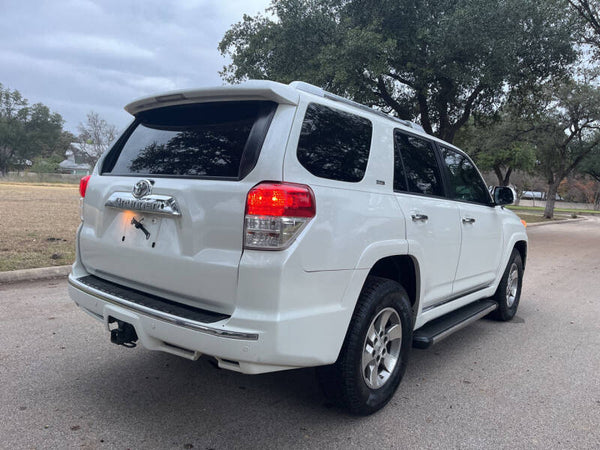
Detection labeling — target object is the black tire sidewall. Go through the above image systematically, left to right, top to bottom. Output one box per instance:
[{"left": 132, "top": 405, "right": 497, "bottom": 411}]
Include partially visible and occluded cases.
[
  {"left": 495, "top": 250, "right": 523, "bottom": 320},
  {"left": 340, "top": 278, "right": 413, "bottom": 415}
]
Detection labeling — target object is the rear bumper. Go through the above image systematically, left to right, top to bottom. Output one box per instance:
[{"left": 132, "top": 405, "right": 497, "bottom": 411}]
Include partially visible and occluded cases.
[
  {"left": 68, "top": 267, "right": 358, "bottom": 374},
  {"left": 69, "top": 274, "right": 283, "bottom": 373},
  {"left": 69, "top": 275, "right": 253, "bottom": 340}
]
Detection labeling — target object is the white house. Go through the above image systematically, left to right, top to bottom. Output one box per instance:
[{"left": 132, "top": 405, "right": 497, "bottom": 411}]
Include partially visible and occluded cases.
[{"left": 58, "top": 143, "right": 91, "bottom": 175}]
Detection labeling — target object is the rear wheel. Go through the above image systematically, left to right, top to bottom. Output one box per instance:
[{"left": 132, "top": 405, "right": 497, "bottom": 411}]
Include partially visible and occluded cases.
[
  {"left": 490, "top": 249, "right": 523, "bottom": 321},
  {"left": 317, "top": 276, "right": 413, "bottom": 415}
]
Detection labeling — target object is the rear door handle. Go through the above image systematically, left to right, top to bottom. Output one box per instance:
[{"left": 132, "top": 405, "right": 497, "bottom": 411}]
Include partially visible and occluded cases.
[
  {"left": 411, "top": 214, "right": 429, "bottom": 222},
  {"left": 462, "top": 217, "right": 476, "bottom": 224}
]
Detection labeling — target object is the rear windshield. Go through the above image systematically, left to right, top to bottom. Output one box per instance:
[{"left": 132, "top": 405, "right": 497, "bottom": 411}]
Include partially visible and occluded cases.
[{"left": 102, "top": 101, "right": 277, "bottom": 179}]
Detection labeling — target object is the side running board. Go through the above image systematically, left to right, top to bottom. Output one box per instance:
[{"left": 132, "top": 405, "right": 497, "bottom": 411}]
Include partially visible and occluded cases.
[{"left": 413, "top": 300, "right": 498, "bottom": 349}]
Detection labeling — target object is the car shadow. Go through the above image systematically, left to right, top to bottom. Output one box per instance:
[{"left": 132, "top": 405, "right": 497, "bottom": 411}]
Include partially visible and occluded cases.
[{"left": 59, "top": 306, "right": 529, "bottom": 447}]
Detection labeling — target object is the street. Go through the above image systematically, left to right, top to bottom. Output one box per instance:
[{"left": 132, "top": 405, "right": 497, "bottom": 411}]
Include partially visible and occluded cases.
[{"left": 1, "top": 218, "right": 599, "bottom": 449}]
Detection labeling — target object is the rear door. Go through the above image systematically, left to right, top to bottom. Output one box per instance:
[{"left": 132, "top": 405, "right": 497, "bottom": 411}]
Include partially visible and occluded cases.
[
  {"left": 79, "top": 100, "right": 288, "bottom": 314},
  {"left": 393, "top": 131, "right": 462, "bottom": 310},
  {"left": 439, "top": 146, "right": 503, "bottom": 294}
]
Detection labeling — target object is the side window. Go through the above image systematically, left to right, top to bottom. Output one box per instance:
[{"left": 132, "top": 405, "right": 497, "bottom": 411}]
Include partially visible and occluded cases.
[
  {"left": 297, "top": 103, "right": 372, "bottom": 182},
  {"left": 394, "top": 131, "right": 444, "bottom": 196},
  {"left": 441, "top": 147, "right": 491, "bottom": 204}
]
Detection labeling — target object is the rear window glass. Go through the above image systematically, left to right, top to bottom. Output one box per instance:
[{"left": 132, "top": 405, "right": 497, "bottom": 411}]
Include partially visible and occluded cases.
[
  {"left": 102, "top": 101, "right": 276, "bottom": 179},
  {"left": 297, "top": 103, "right": 372, "bottom": 182}
]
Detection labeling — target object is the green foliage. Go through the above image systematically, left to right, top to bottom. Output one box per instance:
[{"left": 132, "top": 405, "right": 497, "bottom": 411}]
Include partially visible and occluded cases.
[
  {"left": 219, "top": 0, "right": 577, "bottom": 142},
  {"left": 569, "top": 0, "right": 600, "bottom": 52},
  {"left": 527, "top": 78, "right": 600, "bottom": 217},
  {"left": 535, "top": 80, "right": 600, "bottom": 181},
  {"left": 0, "top": 83, "right": 66, "bottom": 175},
  {"left": 455, "top": 110, "right": 537, "bottom": 186},
  {"left": 580, "top": 146, "right": 600, "bottom": 182},
  {"left": 30, "top": 155, "right": 63, "bottom": 173}
]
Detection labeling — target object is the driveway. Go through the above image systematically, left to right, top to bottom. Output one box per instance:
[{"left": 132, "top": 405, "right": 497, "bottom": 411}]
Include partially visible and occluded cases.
[{"left": 1, "top": 218, "right": 599, "bottom": 449}]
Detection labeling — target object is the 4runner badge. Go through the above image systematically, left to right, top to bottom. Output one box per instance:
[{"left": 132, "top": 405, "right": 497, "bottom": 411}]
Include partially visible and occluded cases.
[{"left": 132, "top": 179, "right": 153, "bottom": 199}]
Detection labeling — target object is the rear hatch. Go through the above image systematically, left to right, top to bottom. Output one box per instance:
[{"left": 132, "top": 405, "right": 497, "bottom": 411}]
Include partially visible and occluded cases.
[{"left": 79, "top": 87, "right": 297, "bottom": 314}]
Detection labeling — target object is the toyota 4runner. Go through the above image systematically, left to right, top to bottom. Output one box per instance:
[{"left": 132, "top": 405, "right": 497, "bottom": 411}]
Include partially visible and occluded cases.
[{"left": 68, "top": 80, "right": 527, "bottom": 415}]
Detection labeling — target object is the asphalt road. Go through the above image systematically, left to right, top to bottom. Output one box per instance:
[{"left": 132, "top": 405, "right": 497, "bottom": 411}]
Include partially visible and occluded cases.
[{"left": 1, "top": 218, "right": 599, "bottom": 449}]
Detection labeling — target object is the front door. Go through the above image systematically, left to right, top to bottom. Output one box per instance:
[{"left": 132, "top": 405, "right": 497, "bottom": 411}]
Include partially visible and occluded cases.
[
  {"left": 393, "top": 131, "right": 462, "bottom": 310},
  {"left": 439, "top": 146, "right": 503, "bottom": 295}
]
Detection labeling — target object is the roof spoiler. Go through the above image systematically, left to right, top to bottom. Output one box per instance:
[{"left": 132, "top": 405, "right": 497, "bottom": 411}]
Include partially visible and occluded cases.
[
  {"left": 125, "top": 79, "right": 426, "bottom": 133},
  {"left": 124, "top": 80, "right": 300, "bottom": 115}
]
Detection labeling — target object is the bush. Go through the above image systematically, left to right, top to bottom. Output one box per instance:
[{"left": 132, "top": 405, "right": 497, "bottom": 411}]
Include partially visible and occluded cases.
[{"left": 30, "top": 156, "right": 62, "bottom": 173}]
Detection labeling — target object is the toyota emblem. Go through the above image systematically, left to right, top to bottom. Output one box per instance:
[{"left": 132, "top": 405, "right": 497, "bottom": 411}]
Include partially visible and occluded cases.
[{"left": 132, "top": 179, "right": 153, "bottom": 199}]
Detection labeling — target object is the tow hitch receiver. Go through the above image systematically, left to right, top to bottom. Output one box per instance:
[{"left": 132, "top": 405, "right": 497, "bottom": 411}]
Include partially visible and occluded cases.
[{"left": 109, "top": 318, "right": 138, "bottom": 348}]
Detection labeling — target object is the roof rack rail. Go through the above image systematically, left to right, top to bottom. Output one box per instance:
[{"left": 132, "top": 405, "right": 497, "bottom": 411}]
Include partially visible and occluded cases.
[{"left": 289, "top": 81, "right": 425, "bottom": 133}]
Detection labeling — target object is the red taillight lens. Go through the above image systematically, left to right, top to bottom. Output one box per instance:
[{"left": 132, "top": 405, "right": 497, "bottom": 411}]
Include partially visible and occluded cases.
[
  {"left": 79, "top": 175, "right": 91, "bottom": 198},
  {"left": 244, "top": 182, "right": 316, "bottom": 250},
  {"left": 246, "top": 182, "right": 315, "bottom": 217}
]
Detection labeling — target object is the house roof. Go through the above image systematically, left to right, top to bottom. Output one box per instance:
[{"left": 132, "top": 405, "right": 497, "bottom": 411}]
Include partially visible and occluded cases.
[{"left": 58, "top": 143, "right": 91, "bottom": 170}]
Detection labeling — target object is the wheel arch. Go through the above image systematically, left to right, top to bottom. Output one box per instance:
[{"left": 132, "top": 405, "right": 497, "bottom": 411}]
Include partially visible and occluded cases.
[
  {"left": 514, "top": 240, "right": 527, "bottom": 269},
  {"left": 366, "top": 255, "right": 420, "bottom": 319}
]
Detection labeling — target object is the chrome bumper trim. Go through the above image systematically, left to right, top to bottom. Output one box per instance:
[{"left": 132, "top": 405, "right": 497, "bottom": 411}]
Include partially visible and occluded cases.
[{"left": 68, "top": 276, "right": 259, "bottom": 341}]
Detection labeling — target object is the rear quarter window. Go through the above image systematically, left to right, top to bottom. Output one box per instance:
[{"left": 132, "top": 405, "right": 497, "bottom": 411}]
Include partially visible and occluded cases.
[
  {"left": 102, "top": 101, "right": 276, "bottom": 179},
  {"left": 297, "top": 103, "right": 372, "bottom": 182},
  {"left": 394, "top": 131, "right": 444, "bottom": 197}
]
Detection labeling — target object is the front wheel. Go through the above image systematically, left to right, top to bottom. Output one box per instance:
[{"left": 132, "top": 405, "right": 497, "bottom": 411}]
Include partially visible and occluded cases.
[
  {"left": 490, "top": 249, "right": 523, "bottom": 321},
  {"left": 316, "top": 276, "right": 413, "bottom": 415}
]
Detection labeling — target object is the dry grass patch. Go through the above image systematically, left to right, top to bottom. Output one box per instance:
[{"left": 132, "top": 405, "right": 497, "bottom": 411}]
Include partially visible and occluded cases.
[
  {"left": 0, "top": 182, "right": 80, "bottom": 271},
  {"left": 514, "top": 212, "right": 573, "bottom": 224}
]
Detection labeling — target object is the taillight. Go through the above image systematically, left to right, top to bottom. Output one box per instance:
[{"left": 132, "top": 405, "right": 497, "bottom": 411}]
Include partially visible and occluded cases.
[
  {"left": 79, "top": 175, "right": 91, "bottom": 197},
  {"left": 79, "top": 175, "right": 91, "bottom": 221},
  {"left": 244, "top": 182, "right": 315, "bottom": 250}
]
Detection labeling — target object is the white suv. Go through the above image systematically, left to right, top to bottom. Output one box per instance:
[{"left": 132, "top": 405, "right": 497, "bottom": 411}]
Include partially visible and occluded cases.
[{"left": 68, "top": 80, "right": 527, "bottom": 415}]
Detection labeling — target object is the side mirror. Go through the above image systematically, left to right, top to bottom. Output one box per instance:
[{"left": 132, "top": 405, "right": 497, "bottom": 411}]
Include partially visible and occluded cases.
[{"left": 493, "top": 186, "right": 515, "bottom": 206}]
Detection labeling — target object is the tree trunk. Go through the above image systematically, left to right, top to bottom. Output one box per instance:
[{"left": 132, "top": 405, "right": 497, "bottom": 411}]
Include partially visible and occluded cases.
[
  {"left": 438, "top": 126, "right": 456, "bottom": 144},
  {"left": 493, "top": 166, "right": 504, "bottom": 186},
  {"left": 502, "top": 167, "right": 513, "bottom": 187},
  {"left": 544, "top": 181, "right": 560, "bottom": 219}
]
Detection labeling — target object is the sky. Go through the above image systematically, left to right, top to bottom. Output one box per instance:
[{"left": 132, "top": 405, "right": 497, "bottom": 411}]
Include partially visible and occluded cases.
[{"left": 0, "top": 0, "right": 271, "bottom": 133}]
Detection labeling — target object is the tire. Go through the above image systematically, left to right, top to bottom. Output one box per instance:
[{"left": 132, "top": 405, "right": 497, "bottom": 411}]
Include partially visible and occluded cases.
[
  {"left": 490, "top": 249, "right": 523, "bottom": 321},
  {"left": 316, "top": 276, "right": 413, "bottom": 415}
]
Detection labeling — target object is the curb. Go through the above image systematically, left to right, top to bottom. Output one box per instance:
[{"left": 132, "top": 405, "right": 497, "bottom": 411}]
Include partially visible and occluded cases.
[
  {"left": 526, "top": 217, "right": 587, "bottom": 228},
  {"left": 0, "top": 265, "right": 71, "bottom": 284}
]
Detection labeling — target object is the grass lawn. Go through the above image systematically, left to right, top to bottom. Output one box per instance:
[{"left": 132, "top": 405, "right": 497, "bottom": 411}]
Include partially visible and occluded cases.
[
  {"left": 0, "top": 182, "right": 80, "bottom": 271},
  {"left": 508, "top": 204, "right": 598, "bottom": 225},
  {"left": 509, "top": 205, "right": 600, "bottom": 215},
  {"left": 514, "top": 212, "right": 562, "bottom": 224}
]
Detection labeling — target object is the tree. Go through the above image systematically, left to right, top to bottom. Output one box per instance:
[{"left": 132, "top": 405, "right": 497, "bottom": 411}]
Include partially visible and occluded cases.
[
  {"left": 219, "top": 0, "right": 577, "bottom": 143},
  {"left": 569, "top": 0, "right": 600, "bottom": 51},
  {"left": 533, "top": 79, "right": 600, "bottom": 218},
  {"left": 0, "top": 83, "right": 64, "bottom": 175},
  {"left": 0, "top": 84, "right": 27, "bottom": 175},
  {"left": 455, "top": 108, "right": 537, "bottom": 187},
  {"left": 76, "top": 112, "right": 119, "bottom": 166},
  {"left": 581, "top": 148, "right": 600, "bottom": 207},
  {"left": 582, "top": 149, "right": 600, "bottom": 181},
  {"left": 31, "top": 155, "right": 63, "bottom": 173}
]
